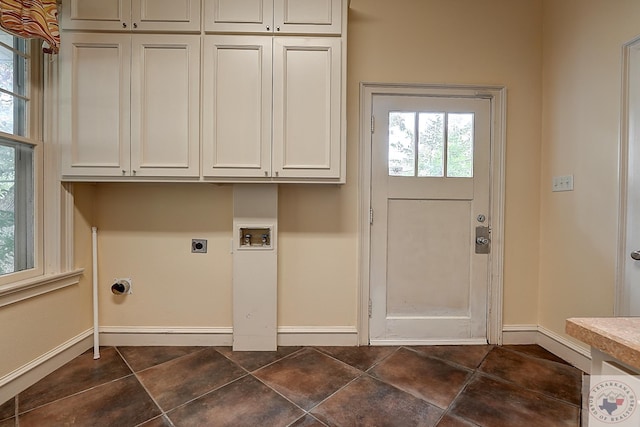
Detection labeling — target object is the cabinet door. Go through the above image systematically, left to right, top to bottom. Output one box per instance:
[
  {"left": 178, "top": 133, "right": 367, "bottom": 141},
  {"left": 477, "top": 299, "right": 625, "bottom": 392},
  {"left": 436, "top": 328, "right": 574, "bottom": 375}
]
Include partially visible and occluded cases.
[
  {"left": 61, "top": 0, "right": 132, "bottom": 31},
  {"left": 132, "top": 0, "right": 201, "bottom": 32},
  {"left": 204, "top": 0, "right": 273, "bottom": 33},
  {"left": 274, "top": 0, "right": 342, "bottom": 34},
  {"left": 60, "top": 33, "right": 131, "bottom": 177},
  {"left": 130, "top": 35, "right": 200, "bottom": 177},
  {"left": 202, "top": 36, "right": 272, "bottom": 177},
  {"left": 273, "top": 37, "right": 341, "bottom": 179}
]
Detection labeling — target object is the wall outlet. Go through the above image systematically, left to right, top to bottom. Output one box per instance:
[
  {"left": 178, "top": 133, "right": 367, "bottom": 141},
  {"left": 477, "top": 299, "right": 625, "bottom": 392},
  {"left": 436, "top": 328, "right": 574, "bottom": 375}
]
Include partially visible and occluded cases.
[
  {"left": 552, "top": 175, "right": 574, "bottom": 192},
  {"left": 192, "top": 239, "right": 207, "bottom": 253}
]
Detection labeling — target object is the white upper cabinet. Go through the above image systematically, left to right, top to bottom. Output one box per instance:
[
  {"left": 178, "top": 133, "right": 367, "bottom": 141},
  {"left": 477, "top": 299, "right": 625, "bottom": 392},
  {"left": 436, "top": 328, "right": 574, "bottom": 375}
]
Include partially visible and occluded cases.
[
  {"left": 61, "top": 0, "right": 201, "bottom": 32},
  {"left": 204, "top": 0, "right": 341, "bottom": 34},
  {"left": 60, "top": 32, "right": 201, "bottom": 178},
  {"left": 60, "top": 33, "right": 131, "bottom": 177},
  {"left": 130, "top": 35, "right": 201, "bottom": 177},
  {"left": 202, "top": 36, "right": 273, "bottom": 178},
  {"left": 272, "top": 37, "right": 342, "bottom": 179}
]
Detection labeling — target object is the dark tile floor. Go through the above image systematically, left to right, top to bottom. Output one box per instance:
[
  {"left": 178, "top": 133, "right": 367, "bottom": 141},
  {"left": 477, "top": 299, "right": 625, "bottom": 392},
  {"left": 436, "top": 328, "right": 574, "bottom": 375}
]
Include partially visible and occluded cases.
[{"left": 0, "top": 344, "right": 583, "bottom": 426}]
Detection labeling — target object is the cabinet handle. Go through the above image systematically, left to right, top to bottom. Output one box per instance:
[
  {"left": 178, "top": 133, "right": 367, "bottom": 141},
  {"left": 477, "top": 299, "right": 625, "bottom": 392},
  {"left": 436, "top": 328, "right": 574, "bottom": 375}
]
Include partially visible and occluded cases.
[
  {"left": 122, "top": 22, "right": 127, "bottom": 28},
  {"left": 133, "top": 23, "right": 137, "bottom": 29},
  {"left": 266, "top": 25, "right": 270, "bottom": 31},
  {"left": 276, "top": 27, "right": 280, "bottom": 31},
  {"left": 122, "top": 170, "right": 126, "bottom": 175},
  {"left": 132, "top": 170, "right": 137, "bottom": 175},
  {"left": 264, "top": 171, "right": 268, "bottom": 177},
  {"left": 275, "top": 171, "right": 279, "bottom": 177}
]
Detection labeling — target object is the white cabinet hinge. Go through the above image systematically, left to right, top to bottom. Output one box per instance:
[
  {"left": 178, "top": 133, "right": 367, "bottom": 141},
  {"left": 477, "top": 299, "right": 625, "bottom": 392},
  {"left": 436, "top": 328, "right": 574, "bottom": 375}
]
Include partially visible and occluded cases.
[
  {"left": 371, "top": 116, "right": 375, "bottom": 133},
  {"left": 369, "top": 207, "right": 374, "bottom": 225},
  {"left": 368, "top": 299, "right": 372, "bottom": 318}
]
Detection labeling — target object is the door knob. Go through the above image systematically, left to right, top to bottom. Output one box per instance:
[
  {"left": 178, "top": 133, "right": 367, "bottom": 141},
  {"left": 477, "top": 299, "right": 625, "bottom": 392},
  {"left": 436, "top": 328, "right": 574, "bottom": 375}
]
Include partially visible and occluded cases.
[
  {"left": 476, "top": 237, "right": 489, "bottom": 245},
  {"left": 631, "top": 251, "right": 640, "bottom": 261}
]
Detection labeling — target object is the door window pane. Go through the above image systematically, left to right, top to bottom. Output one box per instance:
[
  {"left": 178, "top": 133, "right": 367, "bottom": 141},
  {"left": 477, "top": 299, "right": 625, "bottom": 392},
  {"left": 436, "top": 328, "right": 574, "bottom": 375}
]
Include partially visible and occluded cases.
[
  {"left": 388, "top": 112, "right": 415, "bottom": 176},
  {"left": 417, "top": 112, "right": 444, "bottom": 177},
  {"left": 447, "top": 113, "right": 474, "bottom": 178}
]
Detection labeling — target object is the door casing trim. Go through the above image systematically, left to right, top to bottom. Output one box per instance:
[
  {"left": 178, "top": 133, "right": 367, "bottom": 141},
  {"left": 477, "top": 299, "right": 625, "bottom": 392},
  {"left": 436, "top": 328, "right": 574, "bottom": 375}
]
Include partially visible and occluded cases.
[
  {"left": 615, "top": 36, "right": 640, "bottom": 315},
  {"left": 358, "top": 83, "right": 507, "bottom": 345}
]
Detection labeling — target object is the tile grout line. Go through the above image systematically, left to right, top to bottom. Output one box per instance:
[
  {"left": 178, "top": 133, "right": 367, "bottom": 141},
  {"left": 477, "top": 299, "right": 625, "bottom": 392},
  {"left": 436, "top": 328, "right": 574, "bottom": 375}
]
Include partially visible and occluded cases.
[{"left": 114, "top": 346, "right": 175, "bottom": 427}]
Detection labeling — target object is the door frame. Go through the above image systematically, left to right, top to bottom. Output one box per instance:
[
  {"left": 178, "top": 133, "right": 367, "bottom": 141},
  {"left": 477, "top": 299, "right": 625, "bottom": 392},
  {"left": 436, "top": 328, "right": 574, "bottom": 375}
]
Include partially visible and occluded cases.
[
  {"left": 615, "top": 36, "right": 640, "bottom": 315},
  {"left": 358, "top": 83, "right": 507, "bottom": 345}
]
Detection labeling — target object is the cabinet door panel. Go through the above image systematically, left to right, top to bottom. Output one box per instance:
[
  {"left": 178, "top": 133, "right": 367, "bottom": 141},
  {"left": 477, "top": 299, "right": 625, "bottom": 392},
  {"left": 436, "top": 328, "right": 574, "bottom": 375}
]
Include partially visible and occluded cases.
[
  {"left": 61, "top": 0, "right": 131, "bottom": 31},
  {"left": 133, "top": 0, "right": 201, "bottom": 32},
  {"left": 204, "top": 0, "right": 273, "bottom": 33},
  {"left": 274, "top": 0, "right": 341, "bottom": 34},
  {"left": 60, "top": 33, "right": 131, "bottom": 177},
  {"left": 131, "top": 35, "right": 200, "bottom": 177},
  {"left": 203, "top": 36, "right": 272, "bottom": 177},
  {"left": 273, "top": 37, "right": 341, "bottom": 178}
]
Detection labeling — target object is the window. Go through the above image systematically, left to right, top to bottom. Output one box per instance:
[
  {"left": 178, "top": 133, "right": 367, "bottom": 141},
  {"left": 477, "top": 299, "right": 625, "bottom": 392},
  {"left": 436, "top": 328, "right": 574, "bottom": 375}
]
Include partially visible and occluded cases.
[
  {"left": 0, "top": 30, "right": 41, "bottom": 281},
  {"left": 388, "top": 111, "right": 474, "bottom": 178}
]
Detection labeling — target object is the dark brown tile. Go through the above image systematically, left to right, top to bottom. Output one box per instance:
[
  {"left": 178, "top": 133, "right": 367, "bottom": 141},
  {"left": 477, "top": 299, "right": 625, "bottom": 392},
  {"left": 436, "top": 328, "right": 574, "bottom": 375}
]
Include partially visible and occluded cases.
[
  {"left": 502, "top": 344, "right": 571, "bottom": 365},
  {"left": 409, "top": 345, "right": 493, "bottom": 369},
  {"left": 118, "top": 346, "right": 204, "bottom": 372},
  {"left": 215, "top": 346, "right": 302, "bottom": 371},
  {"left": 315, "top": 346, "right": 398, "bottom": 371},
  {"left": 479, "top": 346, "right": 582, "bottom": 405},
  {"left": 18, "top": 347, "right": 132, "bottom": 412},
  {"left": 137, "top": 347, "right": 246, "bottom": 411},
  {"left": 253, "top": 347, "right": 361, "bottom": 410},
  {"left": 369, "top": 347, "right": 472, "bottom": 408},
  {"left": 449, "top": 374, "right": 580, "bottom": 427},
  {"left": 18, "top": 375, "right": 160, "bottom": 427},
  {"left": 167, "top": 375, "right": 303, "bottom": 427},
  {"left": 312, "top": 375, "right": 444, "bottom": 427},
  {"left": 0, "top": 398, "right": 14, "bottom": 421},
  {"left": 290, "top": 414, "right": 327, "bottom": 426},
  {"left": 436, "top": 414, "right": 479, "bottom": 426},
  {"left": 138, "top": 415, "right": 174, "bottom": 426},
  {"left": 0, "top": 418, "right": 14, "bottom": 427}
]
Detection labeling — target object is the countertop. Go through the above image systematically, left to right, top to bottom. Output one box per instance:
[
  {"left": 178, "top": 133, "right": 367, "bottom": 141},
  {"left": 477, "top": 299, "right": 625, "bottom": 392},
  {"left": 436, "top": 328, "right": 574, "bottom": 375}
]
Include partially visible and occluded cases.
[{"left": 566, "top": 317, "right": 640, "bottom": 371}]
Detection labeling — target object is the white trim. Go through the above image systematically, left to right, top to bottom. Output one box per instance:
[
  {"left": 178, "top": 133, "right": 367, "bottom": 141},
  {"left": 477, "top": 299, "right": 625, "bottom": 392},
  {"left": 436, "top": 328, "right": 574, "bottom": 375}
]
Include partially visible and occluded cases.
[
  {"left": 615, "top": 35, "right": 640, "bottom": 316},
  {"left": 358, "top": 83, "right": 507, "bottom": 345},
  {"left": 0, "top": 268, "right": 83, "bottom": 308},
  {"left": 502, "top": 324, "right": 591, "bottom": 373},
  {"left": 502, "top": 324, "right": 538, "bottom": 344},
  {"left": 98, "top": 326, "right": 359, "bottom": 347},
  {"left": 277, "top": 326, "right": 358, "bottom": 346},
  {"left": 537, "top": 326, "right": 591, "bottom": 373},
  {"left": 99, "top": 327, "right": 233, "bottom": 347},
  {"left": 0, "top": 329, "right": 93, "bottom": 404},
  {"left": 371, "top": 339, "right": 488, "bottom": 346}
]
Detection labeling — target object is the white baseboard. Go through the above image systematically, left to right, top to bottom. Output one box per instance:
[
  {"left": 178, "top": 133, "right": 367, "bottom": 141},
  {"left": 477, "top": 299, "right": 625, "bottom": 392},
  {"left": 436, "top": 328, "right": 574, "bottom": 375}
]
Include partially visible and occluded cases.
[
  {"left": 502, "top": 324, "right": 591, "bottom": 373},
  {"left": 99, "top": 326, "right": 359, "bottom": 347},
  {"left": 277, "top": 326, "right": 358, "bottom": 346},
  {"left": 99, "top": 327, "right": 233, "bottom": 347},
  {"left": 0, "top": 329, "right": 93, "bottom": 405}
]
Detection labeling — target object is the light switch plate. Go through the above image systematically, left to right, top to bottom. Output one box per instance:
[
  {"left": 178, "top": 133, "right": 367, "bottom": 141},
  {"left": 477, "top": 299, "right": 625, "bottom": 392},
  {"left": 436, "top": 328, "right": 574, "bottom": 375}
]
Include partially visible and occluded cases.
[{"left": 552, "top": 175, "right": 574, "bottom": 192}]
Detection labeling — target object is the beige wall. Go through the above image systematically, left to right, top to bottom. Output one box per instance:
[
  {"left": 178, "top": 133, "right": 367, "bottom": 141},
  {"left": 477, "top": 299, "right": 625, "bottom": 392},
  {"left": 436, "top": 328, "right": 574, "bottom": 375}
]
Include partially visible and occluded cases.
[
  {"left": 81, "top": 0, "right": 543, "bottom": 331},
  {"left": 538, "top": 0, "right": 640, "bottom": 341},
  {"left": 0, "top": 184, "right": 94, "bottom": 379}
]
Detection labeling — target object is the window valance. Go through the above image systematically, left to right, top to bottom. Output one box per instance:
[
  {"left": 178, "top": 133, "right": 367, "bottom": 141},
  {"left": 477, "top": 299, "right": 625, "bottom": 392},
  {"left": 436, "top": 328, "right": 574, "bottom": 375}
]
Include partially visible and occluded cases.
[{"left": 0, "top": 0, "right": 59, "bottom": 53}]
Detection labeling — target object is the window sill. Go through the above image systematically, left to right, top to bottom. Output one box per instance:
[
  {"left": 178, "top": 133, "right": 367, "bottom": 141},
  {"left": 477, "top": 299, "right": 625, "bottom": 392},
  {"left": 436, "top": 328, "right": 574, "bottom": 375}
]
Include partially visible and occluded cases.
[{"left": 0, "top": 269, "right": 85, "bottom": 308}]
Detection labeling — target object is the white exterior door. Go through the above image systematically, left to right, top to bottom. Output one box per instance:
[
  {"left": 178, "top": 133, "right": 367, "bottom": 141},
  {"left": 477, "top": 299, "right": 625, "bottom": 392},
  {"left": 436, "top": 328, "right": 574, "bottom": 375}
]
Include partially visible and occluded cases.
[
  {"left": 621, "top": 40, "right": 640, "bottom": 315},
  {"left": 370, "top": 95, "right": 491, "bottom": 344}
]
